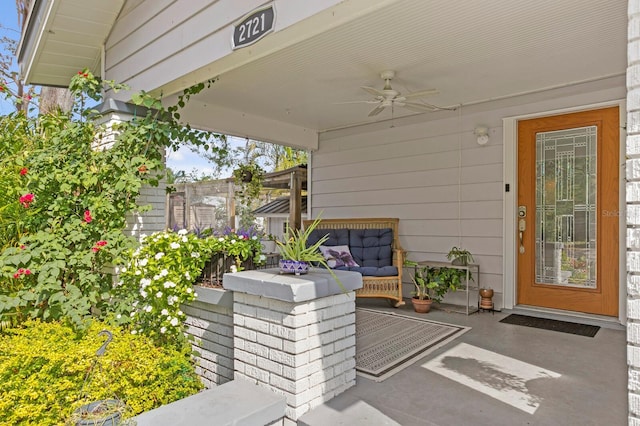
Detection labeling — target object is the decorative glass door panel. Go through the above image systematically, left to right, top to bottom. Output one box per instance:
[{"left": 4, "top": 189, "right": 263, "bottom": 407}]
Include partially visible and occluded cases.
[{"left": 535, "top": 126, "right": 597, "bottom": 288}]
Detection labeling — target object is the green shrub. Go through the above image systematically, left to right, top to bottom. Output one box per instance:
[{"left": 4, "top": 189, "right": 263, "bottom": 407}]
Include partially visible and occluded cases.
[{"left": 0, "top": 320, "right": 203, "bottom": 426}]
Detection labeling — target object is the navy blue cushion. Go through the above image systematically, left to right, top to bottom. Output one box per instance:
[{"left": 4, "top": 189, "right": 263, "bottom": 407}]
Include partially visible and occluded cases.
[
  {"left": 306, "top": 228, "right": 349, "bottom": 247},
  {"left": 348, "top": 228, "right": 394, "bottom": 268}
]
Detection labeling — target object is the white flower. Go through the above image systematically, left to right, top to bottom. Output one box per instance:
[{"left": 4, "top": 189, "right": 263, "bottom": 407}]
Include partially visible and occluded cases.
[
  {"left": 178, "top": 229, "right": 188, "bottom": 236},
  {"left": 140, "top": 234, "right": 147, "bottom": 241},
  {"left": 163, "top": 234, "right": 169, "bottom": 239},
  {"left": 252, "top": 235, "right": 258, "bottom": 240},
  {"left": 182, "top": 236, "right": 188, "bottom": 243},
  {"left": 218, "top": 237, "right": 224, "bottom": 242},
  {"left": 230, "top": 239, "right": 236, "bottom": 244},
  {"left": 170, "top": 242, "right": 180, "bottom": 249},
  {"left": 155, "top": 252, "right": 165, "bottom": 260},
  {"left": 191, "top": 252, "right": 200, "bottom": 258},
  {"left": 259, "top": 254, "right": 266, "bottom": 261},
  {"left": 139, "top": 258, "right": 148, "bottom": 267},
  {"left": 230, "top": 265, "right": 237, "bottom": 273},
  {"left": 121, "top": 267, "right": 127, "bottom": 273},
  {"left": 160, "top": 269, "right": 168, "bottom": 277},
  {"left": 135, "top": 270, "right": 141, "bottom": 275},
  {"left": 184, "top": 271, "right": 191, "bottom": 280},
  {"left": 153, "top": 274, "right": 161, "bottom": 281},
  {"left": 140, "top": 278, "right": 151, "bottom": 288},
  {"left": 164, "top": 281, "right": 176, "bottom": 288},
  {"left": 186, "top": 288, "right": 193, "bottom": 294},
  {"left": 140, "top": 290, "right": 148, "bottom": 298},
  {"left": 156, "top": 291, "right": 163, "bottom": 298},
  {"left": 194, "top": 292, "right": 198, "bottom": 298},
  {"left": 168, "top": 295, "right": 178, "bottom": 305},
  {"left": 132, "top": 301, "right": 138, "bottom": 307},
  {"left": 144, "top": 305, "right": 152, "bottom": 312},
  {"left": 161, "top": 309, "right": 169, "bottom": 316},
  {"left": 177, "top": 310, "right": 183, "bottom": 317},
  {"left": 130, "top": 312, "right": 135, "bottom": 317},
  {"left": 116, "top": 314, "right": 121, "bottom": 319},
  {"left": 170, "top": 317, "right": 179, "bottom": 327},
  {"left": 160, "top": 327, "right": 167, "bottom": 334},
  {"left": 131, "top": 330, "right": 137, "bottom": 334}
]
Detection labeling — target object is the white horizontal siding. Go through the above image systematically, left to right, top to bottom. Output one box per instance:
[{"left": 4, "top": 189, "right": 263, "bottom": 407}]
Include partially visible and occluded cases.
[{"left": 312, "top": 78, "right": 625, "bottom": 307}]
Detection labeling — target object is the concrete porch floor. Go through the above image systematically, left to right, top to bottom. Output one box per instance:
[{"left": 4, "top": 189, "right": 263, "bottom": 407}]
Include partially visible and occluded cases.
[{"left": 299, "top": 298, "right": 627, "bottom": 426}]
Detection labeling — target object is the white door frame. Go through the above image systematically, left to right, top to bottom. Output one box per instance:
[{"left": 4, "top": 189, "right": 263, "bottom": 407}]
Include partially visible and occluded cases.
[{"left": 502, "top": 100, "right": 626, "bottom": 323}]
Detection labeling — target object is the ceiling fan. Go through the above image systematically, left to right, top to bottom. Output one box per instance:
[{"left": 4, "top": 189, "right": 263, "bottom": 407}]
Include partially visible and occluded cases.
[{"left": 346, "top": 70, "right": 442, "bottom": 117}]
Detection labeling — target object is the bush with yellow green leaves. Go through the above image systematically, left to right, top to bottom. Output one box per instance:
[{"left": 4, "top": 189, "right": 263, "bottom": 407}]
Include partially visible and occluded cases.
[{"left": 0, "top": 320, "right": 203, "bottom": 425}]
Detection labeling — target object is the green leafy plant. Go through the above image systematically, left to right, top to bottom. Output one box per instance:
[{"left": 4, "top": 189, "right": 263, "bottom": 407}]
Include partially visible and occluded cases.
[
  {"left": 0, "top": 68, "right": 224, "bottom": 330},
  {"left": 277, "top": 217, "right": 329, "bottom": 263},
  {"left": 446, "top": 246, "right": 474, "bottom": 265},
  {"left": 405, "top": 260, "right": 466, "bottom": 303},
  {"left": 0, "top": 320, "right": 202, "bottom": 425}
]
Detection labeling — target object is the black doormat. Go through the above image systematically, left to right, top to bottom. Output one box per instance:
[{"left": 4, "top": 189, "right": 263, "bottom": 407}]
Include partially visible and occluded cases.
[{"left": 499, "top": 314, "right": 600, "bottom": 337}]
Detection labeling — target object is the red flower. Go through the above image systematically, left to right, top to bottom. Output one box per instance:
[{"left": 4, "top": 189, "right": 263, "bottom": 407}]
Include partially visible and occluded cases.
[
  {"left": 78, "top": 71, "right": 83, "bottom": 75},
  {"left": 138, "top": 165, "right": 148, "bottom": 173},
  {"left": 19, "top": 167, "right": 27, "bottom": 176},
  {"left": 19, "top": 193, "right": 34, "bottom": 208},
  {"left": 84, "top": 210, "right": 93, "bottom": 223},
  {"left": 92, "top": 240, "right": 108, "bottom": 252},
  {"left": 19, "top": 245, "right": 26, "bottom": 250},
  {"left": 18, "top": 268, "right": 24, "bottom": 274},
  {"left": 24, "top": 269, "right": 31, "bottom": 275},
  {"left": 13, "top": 272, "right": 20, "bottom": 279}
]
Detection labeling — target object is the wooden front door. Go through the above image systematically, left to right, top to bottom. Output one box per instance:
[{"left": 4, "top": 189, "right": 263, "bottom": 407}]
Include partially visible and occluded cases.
[{"left": 517, "top": 107, "right": 619, "bottom": 316}]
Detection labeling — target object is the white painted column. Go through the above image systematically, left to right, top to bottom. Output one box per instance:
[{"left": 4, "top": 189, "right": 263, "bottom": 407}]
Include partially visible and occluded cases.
[
  {"left": 629, "top": 1, "right": 640, "bottom": 424},
  {"left": 224, "top": 269, "right": 362, "bottom": 424}
]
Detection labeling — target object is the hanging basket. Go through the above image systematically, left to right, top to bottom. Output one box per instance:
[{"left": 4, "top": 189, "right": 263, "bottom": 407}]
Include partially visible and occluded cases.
[{"left": 73, "top": 399, "right": 124, "bottom": 426}]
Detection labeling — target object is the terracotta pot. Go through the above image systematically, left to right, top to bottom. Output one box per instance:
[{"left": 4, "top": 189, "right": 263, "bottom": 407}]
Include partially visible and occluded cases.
[
  {"left": 479, "top": 288, "right": 494, "bottom": 310},
  {"left": 411, "top": 297, "right": 433, "bottom": 313}
]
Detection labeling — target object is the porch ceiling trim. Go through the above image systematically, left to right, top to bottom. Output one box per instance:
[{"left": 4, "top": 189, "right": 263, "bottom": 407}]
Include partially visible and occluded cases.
[{"left": 18, "top": 0, "right": 125, "bottom": 87}]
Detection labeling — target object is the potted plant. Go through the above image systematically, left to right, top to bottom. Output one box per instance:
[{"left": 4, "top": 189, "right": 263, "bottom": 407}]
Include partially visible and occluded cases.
[
  {"left": 276, "top": 217, "right": 332, "bottom": 275},
  {"left": 447, "top": 246, "right": 474, "bottom": 266},
  {"left": 405, "top": 261, "right": 466, "bottom": 312},
  {"left": 408, "top": 264, "right": 438, "bottom": 313}
]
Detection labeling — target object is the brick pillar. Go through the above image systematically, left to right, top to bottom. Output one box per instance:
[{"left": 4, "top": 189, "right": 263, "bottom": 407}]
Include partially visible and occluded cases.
[
  {"left": 629, "top": 1, "right": 640, "bottom": 424},
  {"left": 224, "top": 269, "right": 362, "bottom": 425}
]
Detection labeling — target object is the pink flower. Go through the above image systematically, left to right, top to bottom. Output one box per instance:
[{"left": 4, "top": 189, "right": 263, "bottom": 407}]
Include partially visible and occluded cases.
[
  {"left": 19, "top": 168, "right": 27, "bottom": 176},
  {"left": 19, "top": 193, "right": 34, "bottom": 208},
  {"left": 84, "top": 210, "right": 93, "bottom": 223},
  {"left": 96, "top": 240, "right": 107, "bottom": 247},
  {"left": 19, "top": 245, "right": 26, "bottom": 250},
  {"left": 92, "top": 247, "right": 100, "bottom": 253},
  {"left": 24, "top": 269, "right": 31, "bottom": 275},
  {"left": 13, "top": 272, "right": 20, "bottom": 279}
]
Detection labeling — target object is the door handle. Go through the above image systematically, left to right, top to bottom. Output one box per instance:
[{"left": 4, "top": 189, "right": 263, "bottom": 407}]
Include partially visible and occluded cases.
[{"left": 519, "top": 218, "right": 526, "bottom": 254}]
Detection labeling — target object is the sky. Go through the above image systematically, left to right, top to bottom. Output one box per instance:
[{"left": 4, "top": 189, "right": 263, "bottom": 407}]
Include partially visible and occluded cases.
[{"left": 0, "top": 1, "right": 227, "bottom": 177}]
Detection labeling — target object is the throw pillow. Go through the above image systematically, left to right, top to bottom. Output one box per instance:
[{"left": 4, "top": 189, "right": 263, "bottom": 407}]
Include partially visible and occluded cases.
[{"left": 319, "top": 245, "right": 360, "bottom": 268}]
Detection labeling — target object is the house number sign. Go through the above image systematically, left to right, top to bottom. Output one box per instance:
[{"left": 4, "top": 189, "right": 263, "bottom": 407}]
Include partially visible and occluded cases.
[{"left": 232, "top": 4, "right": 275, "bottom": 49}]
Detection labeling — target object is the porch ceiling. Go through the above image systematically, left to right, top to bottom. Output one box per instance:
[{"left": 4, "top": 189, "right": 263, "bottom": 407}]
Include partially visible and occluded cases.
[
  {"left": 20, "top": 0, "right": 626, "bottom": 134},
  {"left": 193, "top": 0, "right": 626, "bottom": 132}
]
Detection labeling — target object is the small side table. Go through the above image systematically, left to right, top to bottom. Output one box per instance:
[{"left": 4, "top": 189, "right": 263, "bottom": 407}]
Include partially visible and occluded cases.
[{"left": 413, "top": 260, "right": 480, "bottom": 315}]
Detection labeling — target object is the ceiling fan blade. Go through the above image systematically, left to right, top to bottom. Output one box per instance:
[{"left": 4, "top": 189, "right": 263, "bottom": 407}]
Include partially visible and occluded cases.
[
  {"left": 361, "top": 86, "right": 386, "bottom": 97},
  {"left": 403, "top": 88, "right": 439, "bottom": 99},
  {"left": 334, "top": 100, "right": 380, "bottom": 105},
  {"left": 400, "top": 102, "right": 439, "bottom": 112},
  {"left": 368, "top": 104, "right": 386, "bottom": 117}
]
